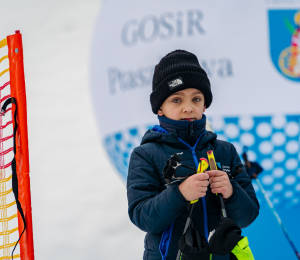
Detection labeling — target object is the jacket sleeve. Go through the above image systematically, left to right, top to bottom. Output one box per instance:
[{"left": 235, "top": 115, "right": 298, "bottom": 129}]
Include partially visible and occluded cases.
[
  {"left": 127, "top": 146, "right": 188, "bottom": 233},
  {"left": 224, "top": 146, "right": 260, "bottom": 229}
]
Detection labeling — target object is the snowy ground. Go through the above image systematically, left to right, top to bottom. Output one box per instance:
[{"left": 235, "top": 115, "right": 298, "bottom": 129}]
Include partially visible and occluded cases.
[{"left": 0, "top": 1, "right": 144, "bottom": 259}]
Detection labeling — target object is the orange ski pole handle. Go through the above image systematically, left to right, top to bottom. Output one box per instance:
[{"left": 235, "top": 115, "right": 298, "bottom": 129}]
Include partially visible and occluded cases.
[{"left": 190, "top": 158, "right": 209, "bottom": 204}]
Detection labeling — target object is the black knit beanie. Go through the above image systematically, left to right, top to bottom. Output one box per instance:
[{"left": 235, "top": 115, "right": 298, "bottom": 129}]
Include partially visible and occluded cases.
[{"left": 150, "top": 50, "right": 213, "bottom": 114}]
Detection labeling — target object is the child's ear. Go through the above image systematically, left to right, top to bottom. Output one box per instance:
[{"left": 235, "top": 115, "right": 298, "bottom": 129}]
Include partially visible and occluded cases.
[
  {"left": 203, "top": 104, "right": 206, "bottom": 113},
  {"left": 158, "top": 109, "right": 164, "bottom": 116}
]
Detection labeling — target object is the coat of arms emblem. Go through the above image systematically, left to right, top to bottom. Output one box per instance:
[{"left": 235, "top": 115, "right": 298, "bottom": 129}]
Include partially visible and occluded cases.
[{"left": 269, "top": 10, "right": 300, "bottom": 82}]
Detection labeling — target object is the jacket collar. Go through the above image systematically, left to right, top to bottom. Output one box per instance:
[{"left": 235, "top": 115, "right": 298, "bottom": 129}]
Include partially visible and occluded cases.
[{"left": 157, "top": 114, "right": 207, "bottom": 146}]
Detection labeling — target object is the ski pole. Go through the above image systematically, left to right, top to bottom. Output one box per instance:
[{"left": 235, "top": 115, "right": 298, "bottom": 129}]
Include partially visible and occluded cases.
[
  {"left": 207, "top": 150, "right": 227, "bottom": 218},
  {"left": 176, "top": 158, "right": 209, "bottom": 260},
  {"left": 255, "top": 178, "right": 300, "bottom": 259}
]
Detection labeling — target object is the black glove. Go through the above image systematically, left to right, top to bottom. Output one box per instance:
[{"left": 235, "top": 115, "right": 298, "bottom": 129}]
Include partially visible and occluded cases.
[
  {"left": 209, "top": 218, "right": 243, "bottom": 256},
  {"left": 178, "top": 226, "right": 210, "bottom": 260}
]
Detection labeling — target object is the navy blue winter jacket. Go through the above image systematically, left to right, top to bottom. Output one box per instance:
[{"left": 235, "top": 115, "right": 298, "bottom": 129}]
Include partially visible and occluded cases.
[{"left": 127, "top": 115, "right": 259, "bottom": 260}]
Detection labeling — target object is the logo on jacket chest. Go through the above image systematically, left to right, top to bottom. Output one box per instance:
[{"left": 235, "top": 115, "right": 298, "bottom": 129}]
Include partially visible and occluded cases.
[{"left": 216, "top": 162, "right": 230, "bottom": 173}]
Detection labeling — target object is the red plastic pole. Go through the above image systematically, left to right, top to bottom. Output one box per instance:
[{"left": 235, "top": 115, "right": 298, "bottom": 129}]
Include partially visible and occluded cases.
[{"left": 7, "top": 31, "right": 34, "bottom": 260}]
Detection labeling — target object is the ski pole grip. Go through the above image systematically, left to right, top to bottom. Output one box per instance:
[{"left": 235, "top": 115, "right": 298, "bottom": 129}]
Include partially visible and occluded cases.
[
  {"left": 207, "top": 150, "right": 227, "bottom": 218},
  {"left": 190, "top": 158, "right": 208, "bottom": 204}
]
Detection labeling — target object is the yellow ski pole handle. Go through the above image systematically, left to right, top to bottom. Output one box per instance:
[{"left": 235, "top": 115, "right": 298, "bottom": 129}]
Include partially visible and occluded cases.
[
  {"left": 207, "top": 150, "right": 227, "bottom": 218},
  {"left": 207, "top": 150, "right": 218, "bottom": 195},
  {"left": 207, "top": 150, "right": 217, "bottom": 170},
  {"left": 190, "top": 158, "right": 209, "bottom": 204}
]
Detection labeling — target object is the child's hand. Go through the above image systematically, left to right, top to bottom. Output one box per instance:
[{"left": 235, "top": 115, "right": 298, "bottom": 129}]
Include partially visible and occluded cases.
[
  {"left": 207, "top": 170, "right": 233, "bottom": 199},
  {"left": 178, "top": 173, "right": 209, "bottom": 201}
]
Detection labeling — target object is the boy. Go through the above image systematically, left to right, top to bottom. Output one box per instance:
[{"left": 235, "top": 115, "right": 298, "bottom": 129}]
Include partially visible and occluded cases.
[
  {"left": 127, "top": 50, "right": 259, "bottom": 260},
  {"left": 242, "top": 149, "right": 264, "bottom": 179}
]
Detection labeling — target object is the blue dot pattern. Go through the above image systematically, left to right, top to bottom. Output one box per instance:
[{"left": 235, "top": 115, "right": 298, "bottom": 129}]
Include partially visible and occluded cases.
[
  {"left": 103, "top": 114, "right": 300, "bottom": 209},
  {"left": 210, "top": 114, "right": 300, "bottom": 209},
  {"left": 104, "top": 125, "right": 154, "bottom": 179}
]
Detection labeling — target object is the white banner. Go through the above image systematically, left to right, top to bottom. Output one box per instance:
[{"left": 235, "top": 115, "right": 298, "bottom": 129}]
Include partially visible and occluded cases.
[{"left": 90, "top": 0, "right": 300, "bottom": 207}]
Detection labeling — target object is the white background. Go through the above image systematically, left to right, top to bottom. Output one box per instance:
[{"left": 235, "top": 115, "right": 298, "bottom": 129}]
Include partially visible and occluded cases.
[
  {"left": 0, "top": 0, "right": 144, "bottom": 259},
  {"left": 91, "top": 0, "right": 300, "bottom": 137}
]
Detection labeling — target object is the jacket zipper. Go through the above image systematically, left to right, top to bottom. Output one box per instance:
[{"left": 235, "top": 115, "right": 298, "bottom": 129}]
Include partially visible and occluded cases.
[
  {"left": 190, "top": 122, "right": 194, "bottom": 137},
  {"left": 178, "top": 131, "right": 209, "bottom": 240}
]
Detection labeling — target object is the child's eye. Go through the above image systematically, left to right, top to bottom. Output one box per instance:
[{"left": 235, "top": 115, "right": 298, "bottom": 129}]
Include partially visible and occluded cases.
[
  {"left": 193, "top": 98, "right": 201, "bottom": 102},
  {"left": 172, "top": 99, "right": 181, "bottom": 103}
]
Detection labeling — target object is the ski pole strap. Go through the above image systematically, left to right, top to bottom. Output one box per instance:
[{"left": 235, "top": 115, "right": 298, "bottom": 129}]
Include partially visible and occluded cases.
[
  {"left": 1, "top": 97, "right": 27, "bottom": 260},
  {"left": 162, "top": 154, "right": 197, "bottom": 185},
  {"left": 231, "top": 237, "right": 254, "bottom": 260}
]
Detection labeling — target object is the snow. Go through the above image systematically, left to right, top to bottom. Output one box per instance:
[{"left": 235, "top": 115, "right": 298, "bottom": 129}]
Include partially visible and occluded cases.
[{"left": 0, "top": 1, "right": 144, "bottom": 259}]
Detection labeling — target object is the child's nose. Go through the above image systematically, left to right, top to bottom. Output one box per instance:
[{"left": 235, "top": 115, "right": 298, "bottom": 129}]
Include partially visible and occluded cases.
[{"left": 183, "top": 102, "right": 193, "bottom": 113}]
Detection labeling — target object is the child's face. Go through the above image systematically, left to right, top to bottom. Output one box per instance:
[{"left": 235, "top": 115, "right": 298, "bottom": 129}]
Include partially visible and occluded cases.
[{"left": 158, "top": 88, "right": 206, "bottom": 121}]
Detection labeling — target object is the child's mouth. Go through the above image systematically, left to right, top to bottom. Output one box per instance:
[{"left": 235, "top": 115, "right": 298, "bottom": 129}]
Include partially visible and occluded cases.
[{"left": 181, "top": 118, "right": 195, "bottom": 121}]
